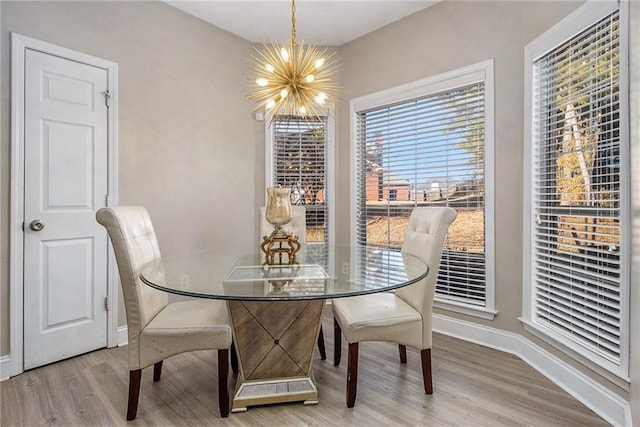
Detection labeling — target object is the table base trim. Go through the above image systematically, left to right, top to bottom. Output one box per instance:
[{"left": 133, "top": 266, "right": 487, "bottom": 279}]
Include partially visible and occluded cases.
[{"left": 231, "top": 376, "right": 318, "bottom": 412}]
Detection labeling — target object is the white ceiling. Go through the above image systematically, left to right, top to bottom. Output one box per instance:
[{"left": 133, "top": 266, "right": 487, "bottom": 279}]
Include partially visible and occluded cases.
[{"left": 165, "top": 1, "right": 438, "bottom": 46}]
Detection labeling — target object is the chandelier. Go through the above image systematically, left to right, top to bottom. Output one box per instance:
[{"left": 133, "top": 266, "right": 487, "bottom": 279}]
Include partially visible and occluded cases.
[{"left": 247, "top": 0, "right": 341, "bottom": 123}]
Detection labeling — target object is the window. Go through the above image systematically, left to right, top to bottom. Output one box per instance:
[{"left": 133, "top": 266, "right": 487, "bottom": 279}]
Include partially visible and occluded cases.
[
  {"left": 524, "top": 0, "right": 628, "bottom": 377},
  {"left": 351, "top": 61, "right": 495, "bottom": 317},
  {"left": 267, "top": 115, "right": 334, "bottom": 267}
]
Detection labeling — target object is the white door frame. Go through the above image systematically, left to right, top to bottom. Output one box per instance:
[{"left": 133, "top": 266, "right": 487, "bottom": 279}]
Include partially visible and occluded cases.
[{"left": 5, "top": 33, "right": 119, "bottom": 378}]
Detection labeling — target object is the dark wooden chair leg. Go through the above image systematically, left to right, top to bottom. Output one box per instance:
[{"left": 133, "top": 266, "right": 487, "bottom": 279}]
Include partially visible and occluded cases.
[
  {"left": 334, "top": 317, "right": 342, "bottom": 366},
  {"left": 317, "top": 326, "right": 327, "bottom": 360},
  {"left": 230, "top": 342, "right": 238, "bottom": 374},
  {"left": 346, "top": 343, "right": 359, "bottom": 408},
  {"left": 398, "top": 344, "right": 407, "bottom": 364},
  {"left": 420, "top": 348, "right": 433, "bottom": 394},
  {"left": 218, "top": 349, "right": 230, "bottom": 418},
  {"left": 153, "top": 361, "right": 163, "bottom": 382},
  {"left": 127, "top": 369, "right": 142, "bottom": 421}
]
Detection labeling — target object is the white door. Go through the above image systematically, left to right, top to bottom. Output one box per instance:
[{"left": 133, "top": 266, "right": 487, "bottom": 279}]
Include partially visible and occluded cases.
[{"left": 23, "top": 48, "right": 110, "bottom": 369}]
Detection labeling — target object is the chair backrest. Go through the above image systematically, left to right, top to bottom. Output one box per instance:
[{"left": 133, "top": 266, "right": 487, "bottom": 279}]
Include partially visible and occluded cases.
[
  {"left": 259, "top": 205, "right": 307, "bottom": 262},
  {"left": 96, "top": 206, "right": 168, "bottom": 365},
  {"left": 397, "top": 207, "right": 457, "bottom": 345}
]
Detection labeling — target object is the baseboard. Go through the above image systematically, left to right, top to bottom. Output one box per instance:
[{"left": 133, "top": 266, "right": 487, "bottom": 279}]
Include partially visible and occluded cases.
[
  {"left": 432, "top": 314, "right": 632, "bottom": 427},
  {"left": 117, "top": 326, "right": 128, "bottom": 346},
  {"left": 1, "top": 328, "right": 128, "bottom": 382},
  {"left": 0, "top": 354, "right": 17, "bottom": 382}
]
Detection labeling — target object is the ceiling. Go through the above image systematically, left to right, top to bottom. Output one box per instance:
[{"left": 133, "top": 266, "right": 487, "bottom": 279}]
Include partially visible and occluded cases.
[{"left": 165, "top": 1, "right": 438, "bottom": 46}]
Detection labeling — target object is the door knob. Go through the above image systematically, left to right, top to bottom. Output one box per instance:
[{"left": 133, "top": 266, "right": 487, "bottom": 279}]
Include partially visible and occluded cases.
[{"left": 29, "top": 220, "right": 45, "bottom": 232}]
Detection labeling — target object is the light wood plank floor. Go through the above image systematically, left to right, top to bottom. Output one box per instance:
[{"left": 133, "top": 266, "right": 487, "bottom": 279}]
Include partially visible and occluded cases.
[{"left": 1, "top": 312, "right": 608, "bottom": 426}]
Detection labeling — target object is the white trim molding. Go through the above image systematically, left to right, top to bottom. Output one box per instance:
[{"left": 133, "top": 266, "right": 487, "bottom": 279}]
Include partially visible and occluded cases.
[
  {"left": 7, "top": 33, "right": 119, "bottom": 379},
  {"left": 434, "top": 301, "right": 497, "bottom": 321},
  {"left": 433, "top": 314, "right": 632, "bottom": 427},
  {"left": 117, "top": 326, "right": 128, "bottom": 347},
  {"left": 0, "top": 355, "right": 12, "bottom": 382}
]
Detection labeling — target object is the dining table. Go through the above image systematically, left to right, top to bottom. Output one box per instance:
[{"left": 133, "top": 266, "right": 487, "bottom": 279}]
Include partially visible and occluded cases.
[{"left": 139, "top": 245, "right": 429, "bottom": 413}]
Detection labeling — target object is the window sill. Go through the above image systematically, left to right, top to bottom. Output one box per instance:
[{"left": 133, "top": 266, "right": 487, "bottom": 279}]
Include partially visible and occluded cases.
[{"left": 434, "top": 300, "right": 497, "bottom": 320}]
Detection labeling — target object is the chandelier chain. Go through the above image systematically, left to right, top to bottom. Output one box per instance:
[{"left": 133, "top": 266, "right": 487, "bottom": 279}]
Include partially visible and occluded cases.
[{"left": 291, "top": 0, "right": 297, "bottom": 47}]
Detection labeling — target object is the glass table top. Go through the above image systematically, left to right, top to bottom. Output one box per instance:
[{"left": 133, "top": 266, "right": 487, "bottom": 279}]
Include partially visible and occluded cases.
[{"left": 139, "top": 246, "right": 429, "bottom": 301}]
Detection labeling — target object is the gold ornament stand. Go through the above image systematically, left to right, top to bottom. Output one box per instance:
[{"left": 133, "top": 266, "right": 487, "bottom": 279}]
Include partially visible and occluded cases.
[{"left": 260, "top": 234, "right": 301, "bottom": 265}]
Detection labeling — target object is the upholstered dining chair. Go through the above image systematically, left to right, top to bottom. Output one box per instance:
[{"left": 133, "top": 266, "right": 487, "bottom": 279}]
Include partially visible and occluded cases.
[
  {"left": 259, "top": 205, "right": 326, "bottom": 360},
  {"left": 96, "top": 206, "right": 233, "bottom": 420},
  {"left": 332, "top": 207, "right": 457, "bottom": 407}
]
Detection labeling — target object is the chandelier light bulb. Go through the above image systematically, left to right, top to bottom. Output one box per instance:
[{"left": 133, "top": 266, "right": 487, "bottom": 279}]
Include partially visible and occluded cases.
[
  {"left": 280, "top": 47, "right": 289, "bottom": 62},
  {"left": 315, "top": 58, "right": 325, "bottom": 69},
  {"left": 265, "top": 63, "right": 275, "bottom": 72},
  {"left": 305, "top": 74, "right": 315, "bottom": 83},
  {"left": 256, "top": 78, "right": 269, "bottom": 87},
  {"left": 280, "top": 89, "right": 289, "bottom": 98},
  {"left": 314, "top": 95, "right": 325, "bottom": 105},
  {"left": 266, "top": 99, "right": 276, "bottom": 109},
  {"left": 298, "top": 106, "right": 307, "bottom": 114}
]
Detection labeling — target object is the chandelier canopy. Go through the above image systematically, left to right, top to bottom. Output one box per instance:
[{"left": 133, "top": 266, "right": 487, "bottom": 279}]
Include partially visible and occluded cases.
[{"left": 247, "top": 0, "right": 341, "bottom": 123}]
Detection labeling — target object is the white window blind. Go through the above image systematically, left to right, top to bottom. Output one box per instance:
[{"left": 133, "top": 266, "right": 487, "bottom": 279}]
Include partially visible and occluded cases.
[
  {"left": 531, "top": 8, "right": 624, "bottom": 366},
  {"left": 354, "top": 80, "right": 488, "bottom": 307},
  {"left": 271, "top": 116, "right": 329, "bottom": 263}
]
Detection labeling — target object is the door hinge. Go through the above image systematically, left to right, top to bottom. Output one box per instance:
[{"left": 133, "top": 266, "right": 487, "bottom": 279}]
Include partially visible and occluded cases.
[
  {"left": 102, "top": 90, "right": 111, "bottom": 107},
  {"left": 105, "top": 194, "right": 109, "bottom": 207},
  {"left": 21, "top": 222, "right": 25, "bottom": 232},
  {"left": 104, "top": 296, "right": 110, "bottom": 311}
]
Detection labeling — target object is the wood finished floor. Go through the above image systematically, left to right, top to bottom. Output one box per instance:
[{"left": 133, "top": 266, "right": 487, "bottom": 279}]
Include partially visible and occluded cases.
[{"left": 1, "top": 312, "right": 608, "bottom": 426}]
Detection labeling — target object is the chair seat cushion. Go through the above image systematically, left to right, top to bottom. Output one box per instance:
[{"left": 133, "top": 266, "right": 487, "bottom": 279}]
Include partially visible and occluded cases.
[
  {"left": 332, "top": 293, "right": 422, "bottom": 347},
  {"left": 139, "top": 299, "right": 232, "bottom": 368}
]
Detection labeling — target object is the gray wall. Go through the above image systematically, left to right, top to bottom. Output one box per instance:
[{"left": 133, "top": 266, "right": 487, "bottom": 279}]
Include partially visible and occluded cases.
[
  {"left": 335, "top": 0, "right": 637, "bottom": 419},
  {"left": 0, "top": 1, "right": 260, "bottom": 351}
]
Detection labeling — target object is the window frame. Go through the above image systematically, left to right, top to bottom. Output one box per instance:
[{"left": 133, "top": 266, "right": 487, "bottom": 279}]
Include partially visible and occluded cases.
[
  {"left": 522, "top": 0, "right": 630, "bottom": 380},
  {"left": 350, "top": 60, "right": 496, "bottom": 319},
  {"left": 265, "top": 112, "right": 336, "bottom": 275}
]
